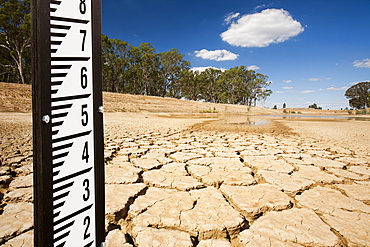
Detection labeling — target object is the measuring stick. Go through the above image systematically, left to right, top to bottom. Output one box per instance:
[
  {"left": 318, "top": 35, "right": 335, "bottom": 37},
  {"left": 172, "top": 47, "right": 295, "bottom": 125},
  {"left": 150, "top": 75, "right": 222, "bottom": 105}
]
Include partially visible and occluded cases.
[{"left": 32, "top": 0, "right": 105, "bottom": 246}]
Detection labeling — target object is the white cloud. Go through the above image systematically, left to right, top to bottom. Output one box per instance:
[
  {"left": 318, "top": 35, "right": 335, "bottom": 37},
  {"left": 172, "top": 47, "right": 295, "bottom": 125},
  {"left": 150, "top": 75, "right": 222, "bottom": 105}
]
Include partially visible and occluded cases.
[
  {"left": 220, "top": 8, "right": 304, "bottom": 47},
  {"left": 224, "top": 12, "right": 240, "bottom": 25},
  {"left": 194, "top": 49, "right": 239, "bottom": 61},
  {"left": 353, "top": 59, "right": 370, "bottom": 68},
  {"left": 247, "top": 65, "right": 260, "bottom": 70},
  {"left": 191, "top": 66, "right": 226, "bottom": 73},
  {"left": 308, "top": 78, "right": 322, "bottom": 81},
  {"left": 283, "top": 80, "right": 292, "bottom": 83},
  {"left": 326, "top": 86, "right": 348, "bottom": 91},
  {"left": 283, "top": 87, "right": 293, "bottom": 90},
  {"left": 299, "top": 90, "right": 315, "bottom": 93},
  {"left": 275, "top": 91, "right": 285, "bottom": 94}
]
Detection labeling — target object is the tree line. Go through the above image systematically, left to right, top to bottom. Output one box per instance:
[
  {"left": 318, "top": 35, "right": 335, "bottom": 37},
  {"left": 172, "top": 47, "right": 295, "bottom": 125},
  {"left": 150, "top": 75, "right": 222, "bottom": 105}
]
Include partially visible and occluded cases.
[
  {"left": 0, "top": 0, "right": 272, "bottom": 106},
  {"left": 102, "top": 34, "right": 272, "bottom": 104}
]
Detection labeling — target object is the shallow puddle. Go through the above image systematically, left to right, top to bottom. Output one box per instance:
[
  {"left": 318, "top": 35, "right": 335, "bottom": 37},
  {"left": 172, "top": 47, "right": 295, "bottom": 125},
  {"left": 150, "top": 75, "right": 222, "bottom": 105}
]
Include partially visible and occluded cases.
[
  {"left": 265, "top": 115, "right": 370, "bottom": 121},
  {"left": 230, "top": 120, "right": 271, "bottom": 126}
]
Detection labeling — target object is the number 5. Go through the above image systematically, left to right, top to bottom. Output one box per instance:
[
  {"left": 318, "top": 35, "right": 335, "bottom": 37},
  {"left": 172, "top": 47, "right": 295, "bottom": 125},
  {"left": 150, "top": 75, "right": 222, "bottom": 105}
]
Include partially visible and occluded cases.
[{"left": 81, "top": 104, "right": 88, "bottom": 126}]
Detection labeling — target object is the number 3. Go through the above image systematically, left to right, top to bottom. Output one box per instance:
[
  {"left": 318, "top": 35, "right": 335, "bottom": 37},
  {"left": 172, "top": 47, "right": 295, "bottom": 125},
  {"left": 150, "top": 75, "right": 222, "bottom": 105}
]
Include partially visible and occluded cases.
[{"left": 83, "top": 178, "right": 90, "bottom": 201}]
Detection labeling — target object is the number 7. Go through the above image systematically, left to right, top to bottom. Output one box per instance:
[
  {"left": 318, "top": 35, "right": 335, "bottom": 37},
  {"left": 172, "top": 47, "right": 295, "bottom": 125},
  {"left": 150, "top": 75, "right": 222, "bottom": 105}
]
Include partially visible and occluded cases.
[{"left": 80, "top": 30, "right": 86, "bottom": 51}]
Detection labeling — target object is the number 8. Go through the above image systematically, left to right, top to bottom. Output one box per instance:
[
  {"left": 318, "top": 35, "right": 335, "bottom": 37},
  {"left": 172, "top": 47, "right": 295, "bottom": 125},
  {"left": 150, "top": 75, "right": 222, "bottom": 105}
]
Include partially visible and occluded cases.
[{"left": 80, "top": 0, "right": 86, "bottom": 14}]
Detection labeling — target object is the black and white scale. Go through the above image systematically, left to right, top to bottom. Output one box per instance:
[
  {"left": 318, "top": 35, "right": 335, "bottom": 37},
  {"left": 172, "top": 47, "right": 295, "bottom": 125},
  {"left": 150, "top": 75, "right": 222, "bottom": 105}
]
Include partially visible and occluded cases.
[{"left": 32, "top": 0, "right": 105, "bottom": 246}]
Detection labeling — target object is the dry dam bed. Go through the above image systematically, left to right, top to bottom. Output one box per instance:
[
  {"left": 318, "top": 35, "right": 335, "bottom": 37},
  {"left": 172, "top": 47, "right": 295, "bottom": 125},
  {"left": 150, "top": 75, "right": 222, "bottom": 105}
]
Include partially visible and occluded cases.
[{"left": 0, "top": 113, "right": 370, "bottom": 246}]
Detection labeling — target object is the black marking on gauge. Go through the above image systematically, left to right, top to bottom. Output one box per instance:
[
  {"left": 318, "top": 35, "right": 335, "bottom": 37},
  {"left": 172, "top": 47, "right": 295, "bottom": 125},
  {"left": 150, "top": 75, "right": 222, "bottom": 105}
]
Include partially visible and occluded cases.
[
  {"left": 50, "top": 0, "right": 62, "bottom": 5},
  {"left": 50, "top": 7, "right": 57, "bottom": 12},
  {"left": 51, "top": 16, "right": 89, "bottom": 24},
  {"left": 50, "top": 24, "right": 72, "bottom": 30},
  {"left": 51, "top": 24, "right": 71, "bottom": 30},
  {"left": 51, "top": 32, "right": 67, "bottom": 37},
  {"left": 51, "top": 42, "right": 61, "bottom": 49},
  {"left": 51, "top": 57, "right": 90, "bottom": 61},
  {"left": 51, "top": 64, "right": 72, "bottom": 70},
  {"left": 51, "top": 73, "right": 67, "bottom": 78},
  {"left": 52, "top": 81, "right": 63, "bottom": 86},
  {"left": 51, "top": 89, "right": 59, "bottom": 94},
  {"left": 51, "top": 93, "right": 91, "bottom": 103},
  {"left": 51, "top": 103, "right": 72, "bottom": 111},
  {"left": 51, "top": 104, "right": 70, "bottom": 134},
  {"left": 52, "top": 112, "right": 68, "bottom": 119},
  {"left": 52, "top": 121, "right": 63, "bottom": 127},
  {"left": 52, "top": 130, "right": 91, "bottom": 144},
  {"left": 52, "top": 142, "right": 73, "bottom": 152},
  {"left": 52, "top": 151, "right": 69, "bottom": 160},
  {"left": 53, "top": 161, "right": 65, "bottom": 168},
  {"left": 53, "top": 167, "right": 92, "bottom": 185},
  {"left": 53, "top": 180, "right": 73, "bottom": 216},
  {"left": 53, "top": 181, "right": 74, "bottom": 193},
  {"left": 53, "top": 191, "right": 69, "bottom": 201},
  {"left": 53, "top": 201, "right": 65, "bottom": 210},
  {"left": 54, "top": 203, "right": 93, "bottom": 226},
  {"left": 54, "top": 221, "right": 74, "bottom": 235},
  {"left": 54, "top": 231, "right": 71, "bottom": 243},
  {"left": 56, "top": 241, "right": 66, "bottom": 247},
  {"left": 84, "top": 241, "right": 94, "bottom": 247}
]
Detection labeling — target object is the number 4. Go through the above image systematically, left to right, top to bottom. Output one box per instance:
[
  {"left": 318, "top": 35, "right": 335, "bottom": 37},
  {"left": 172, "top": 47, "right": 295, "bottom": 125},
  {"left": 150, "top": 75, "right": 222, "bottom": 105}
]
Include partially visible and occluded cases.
[{"left": 82, "top": 141, "right": 89, "bottom": 163}]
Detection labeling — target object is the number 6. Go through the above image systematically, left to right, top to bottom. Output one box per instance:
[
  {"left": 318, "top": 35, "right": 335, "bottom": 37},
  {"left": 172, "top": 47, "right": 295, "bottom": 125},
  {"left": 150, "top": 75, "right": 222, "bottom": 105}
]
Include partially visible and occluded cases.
[{"left": 81, "top": 67, "right": 87, "bottom": 89}]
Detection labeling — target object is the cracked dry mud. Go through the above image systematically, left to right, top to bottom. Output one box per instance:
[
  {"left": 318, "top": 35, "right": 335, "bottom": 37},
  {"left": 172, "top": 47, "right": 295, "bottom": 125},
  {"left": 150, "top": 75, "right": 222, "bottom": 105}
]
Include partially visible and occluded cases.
[{"left": 1, "top": 113, "right": 370, "bottom": 247}]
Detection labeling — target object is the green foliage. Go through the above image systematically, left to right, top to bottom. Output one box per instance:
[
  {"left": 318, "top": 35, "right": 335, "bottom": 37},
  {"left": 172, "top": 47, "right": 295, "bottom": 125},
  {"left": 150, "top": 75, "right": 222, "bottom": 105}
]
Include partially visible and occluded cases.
[
  {"left": 0, "top": 0, "right": 31, "bottom": 84},
  {"left": 102, "top": 35, "right": 273, "bottom": 105},
  {"left": 102, "top": 35, "right": 189, "bottom": 98},
  {"left": 216, "top": 66, "right": 272, "bottom": 105},
  {"left": 344, "top": 81, "right": 370, "bottom": 109},
  {"left": 282, "top": 103, "right": 286, "bottom": 108},
  {"left": 308, "top": 103, "right": 322, "bottom": 109},
  {"left": 272, "top": 105, "right": 277, "bottom": 109},
  {"left": 200, "top": 107, "right": 219, "bottom": 113},
  {"left": 283, "top": 109, "right": 288, "bottom": 113},
  {"left": 354, "top": 109, "right": 370, "bottom": 115}
]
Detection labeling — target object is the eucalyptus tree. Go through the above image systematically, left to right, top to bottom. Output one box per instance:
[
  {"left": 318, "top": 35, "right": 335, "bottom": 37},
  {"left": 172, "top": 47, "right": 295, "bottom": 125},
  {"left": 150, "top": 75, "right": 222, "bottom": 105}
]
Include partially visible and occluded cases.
[
  {"left": 0, "top": 0, "right": 31, "bottom": 84},
  {"left": 102, "top": 35, "right": 129, "bottom": 92},
  {"left": 159, "top": 49, "right": 190, "bottom": 98},
  {"left": 217, "top": 66, "right": 271, "bottom": 105},
  {"left": 199, "top": 68, "right": 223, "bottom": 103},
  {"left": 179, "top": 70, "right": 203, "bottom": 101},
  {"left": 345, "top": 81, "right": 370, "bottom": 109}
]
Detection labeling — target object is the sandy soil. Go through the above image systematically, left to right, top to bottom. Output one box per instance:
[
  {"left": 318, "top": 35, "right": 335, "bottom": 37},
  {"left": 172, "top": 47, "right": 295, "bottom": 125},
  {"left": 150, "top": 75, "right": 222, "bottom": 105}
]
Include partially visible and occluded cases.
[{"left": 1, "top": 82, "right": 370, "bottom": 246}]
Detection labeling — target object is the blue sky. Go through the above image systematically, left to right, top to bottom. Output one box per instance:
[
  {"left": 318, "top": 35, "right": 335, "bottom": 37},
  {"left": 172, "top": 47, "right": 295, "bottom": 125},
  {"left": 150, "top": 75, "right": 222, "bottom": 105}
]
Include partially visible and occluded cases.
[{"left": 102, "top": 0, "right": 370, "bottom": 109}]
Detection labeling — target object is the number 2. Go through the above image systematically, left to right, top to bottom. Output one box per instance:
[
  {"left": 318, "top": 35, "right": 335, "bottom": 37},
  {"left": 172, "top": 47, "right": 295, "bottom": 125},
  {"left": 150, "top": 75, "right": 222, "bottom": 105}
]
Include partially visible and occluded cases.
[{"left": 83, "top": 216, "right": 91, "bottom": 239}]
